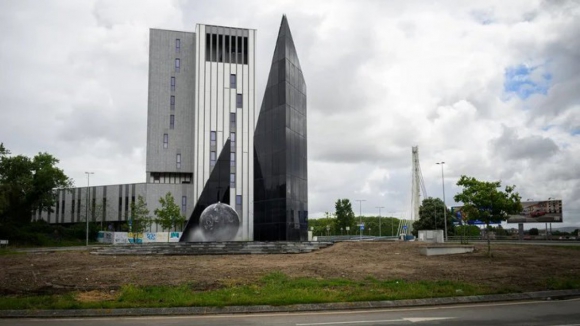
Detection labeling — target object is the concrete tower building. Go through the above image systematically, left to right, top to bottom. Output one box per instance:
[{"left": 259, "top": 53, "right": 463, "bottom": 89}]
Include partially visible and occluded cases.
[
  {"left": 37, "top": 17, "right": 307, "bottom": 242},
  {"left": 147, "top": 25, "right": 256, "bottom": 241}
]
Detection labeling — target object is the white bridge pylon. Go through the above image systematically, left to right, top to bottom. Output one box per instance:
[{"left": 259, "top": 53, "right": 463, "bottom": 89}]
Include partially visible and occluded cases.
[{"left": 398, "top": 146, "right": 428, "bottom": 236}]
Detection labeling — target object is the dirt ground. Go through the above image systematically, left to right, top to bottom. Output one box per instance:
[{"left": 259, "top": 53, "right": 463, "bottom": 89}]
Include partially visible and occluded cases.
[{"left": 1, "top": 242, "right": 580, "bottom": 295}]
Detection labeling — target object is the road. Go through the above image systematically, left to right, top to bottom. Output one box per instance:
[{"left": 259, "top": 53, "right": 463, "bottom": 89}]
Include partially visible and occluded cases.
[{"left": 2, "top": 298, "right": 580, "bottom": 326}]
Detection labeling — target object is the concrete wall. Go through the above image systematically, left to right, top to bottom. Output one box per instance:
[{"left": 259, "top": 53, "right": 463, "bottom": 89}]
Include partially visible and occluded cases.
[
  {"left": 146, "top": 29, "right": 196, "bottom": 175},
  {"left": 418, "top": 230, "right": 444, "bottom": 243}
]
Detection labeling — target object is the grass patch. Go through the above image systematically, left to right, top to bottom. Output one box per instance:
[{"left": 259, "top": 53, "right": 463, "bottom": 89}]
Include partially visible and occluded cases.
[
  {"left": 550, "top": 245, "right": 580, "bottom": 251},
  {"left": 0, "top": 249, "right": 25, "bottom": 256},
  {"left": 0, "top": 272, "right": 577, "bottom": 310},
  {"left": 0, "top": 272, "right": 486, "bottom": 310},
  {"left": 546, "top": 277, "right": 580, "bottom": 290}
]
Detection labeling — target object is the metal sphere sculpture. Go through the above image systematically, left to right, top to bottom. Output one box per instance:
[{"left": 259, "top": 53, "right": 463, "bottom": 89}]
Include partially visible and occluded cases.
[{"left": 199, "top": 202, "right": 240, "bottom": 241}]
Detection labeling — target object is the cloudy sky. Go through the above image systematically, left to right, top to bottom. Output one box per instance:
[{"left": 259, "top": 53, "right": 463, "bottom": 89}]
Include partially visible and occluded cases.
[{"left": 1, "top": 0, "right": 579, "bottom": 227}]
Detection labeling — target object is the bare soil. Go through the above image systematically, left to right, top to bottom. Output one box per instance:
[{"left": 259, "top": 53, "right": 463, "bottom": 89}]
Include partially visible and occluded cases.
[{"left": 1, "top": 242, "right": 579, "bottom": 295}]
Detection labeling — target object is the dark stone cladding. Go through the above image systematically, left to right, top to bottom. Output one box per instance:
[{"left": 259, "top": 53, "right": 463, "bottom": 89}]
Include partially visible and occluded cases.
[
  {"left": 254, "top": 15, "right": 308, "bottom": 241},
  {"left": 180, "top": 140, "right": 231, "bottom": 242}
]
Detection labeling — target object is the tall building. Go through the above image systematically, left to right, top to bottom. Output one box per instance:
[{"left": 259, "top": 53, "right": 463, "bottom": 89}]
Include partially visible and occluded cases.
[
  {"left": 254, "top": 16, "right": 308, "bottom": 241},
  {"left": 36, "top": 17, "right": 306, "bottom": 242},
  {"left": 147, "top": 25, "right": 256, "bottom": 241}
]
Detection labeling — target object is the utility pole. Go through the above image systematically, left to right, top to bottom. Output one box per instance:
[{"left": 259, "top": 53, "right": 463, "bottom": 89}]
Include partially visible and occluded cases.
[
  {"left": 436, "top": 162, "right": 447, "bottom": 241},
  {"left": 85, "top": 172, "right": 94, "bottom": 246},
  {"left": 355, "top": 200, "right": 366, "bottom": 240},
  {"left": 376, "top": 206, "right": 384, "bottom": 237}
]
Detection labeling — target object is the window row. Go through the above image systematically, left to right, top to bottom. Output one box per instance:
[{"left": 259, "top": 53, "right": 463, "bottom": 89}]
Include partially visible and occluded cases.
[
  {"left": 205, "top": 33, "right": 249, "bottom": 64},
  {"left": 209, "top": 131, "right": 236, "bottom": 142},
  {"left": 150, "top": 172, "right": 192, "bottom": 184}
]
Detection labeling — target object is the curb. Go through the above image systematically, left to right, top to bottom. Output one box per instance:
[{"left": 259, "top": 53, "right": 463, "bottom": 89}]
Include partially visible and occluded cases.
[{"left": 1, "top": 289, "right": 579, "bottom": 318}]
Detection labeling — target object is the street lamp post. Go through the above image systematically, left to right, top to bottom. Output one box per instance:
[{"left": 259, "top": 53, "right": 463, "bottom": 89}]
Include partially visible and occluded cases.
[
  {"left": 436, "top": 162, "right": 448, "bottom": 241},
  {"left": 85, "top": 172, "right": 94, "bottom": 246},
  {"left": 548, "top": 197, "right": 553, "bottom": 239},
  {"left": 355, "top": 199, "right": 366, "bottom": 240},
  {"left": 376, "top": 206, "right": 384, "bottom": 237}
]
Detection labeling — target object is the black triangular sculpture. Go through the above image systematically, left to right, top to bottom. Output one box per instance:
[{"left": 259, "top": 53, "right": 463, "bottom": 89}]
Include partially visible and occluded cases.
[
  {"left": 254, "top": 15, "right": 308, "bottom": 241},
  {"left": 180, "top": 139, "right": 231, "bottom": 242}
]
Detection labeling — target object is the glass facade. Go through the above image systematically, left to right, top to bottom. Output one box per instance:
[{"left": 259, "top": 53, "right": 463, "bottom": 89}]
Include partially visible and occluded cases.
[{"left": 254, "top": 16, "right": 308, "bottom": 241}]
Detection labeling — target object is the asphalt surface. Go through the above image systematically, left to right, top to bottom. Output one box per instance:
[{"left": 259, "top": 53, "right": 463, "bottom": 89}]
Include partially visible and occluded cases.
[
  {"left": 1, "top": 289, "right": 579, "bottom": 319},
  {"left": 1, "top": 297, "right": 580, "bottom": 326}
]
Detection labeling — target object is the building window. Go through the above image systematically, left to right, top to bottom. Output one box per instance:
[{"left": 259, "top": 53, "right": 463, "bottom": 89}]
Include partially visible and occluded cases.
[
  {"left": 175, "top": 39, "right": 181, "bottom": 53},
  {"left": 175, "top": 58, "right": 180, "bottom": 72},
  {"left": 230, "top": 74, "right": 236, "bottom": 88},
  {"left": 171, "top": 77, "right": 176, "bottom": 92},
  {"left": 236, "top": 94, "right": 243, "bottom": 108},
  {"left": 170, "top": 96, "right": 175, "bottom": 110},
  {"left": 230, "top": 113, "right": 236, "bottom": 129},
  {"left": 169, "top": 115, "right": 175, "bottom": 129},
  {"left": 210, "top": 131, "right": 216, "bottom": 146},
  {"left": 230, "top": 132, "right": 236, "bottom": 150},
  {"left": 163, "top": 133, "right": 168, "bottom": 148},
  {"left": 210, "top": 151, "right": 216, "bottom": 166},
  {"left": 230, "top": 152, "right": 236, "bottom": 166},
  {"left": 176, "top": 154, "right": 181, "bottom": 169},
  {"left": 230, "top": 173, "right": 235, "bottom": 187},
  {"left": 236, "top": 195, "right": 242, "bottom": 206},
  {"left": 181, "top": 196, "right": 187, "bottom": 214}
]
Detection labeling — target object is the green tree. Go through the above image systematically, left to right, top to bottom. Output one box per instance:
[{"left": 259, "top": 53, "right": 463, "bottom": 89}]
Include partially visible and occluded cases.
[
  {"left": 0, "top": 144, "right": 72, "bottom": 226},
  {"left": 0, "top": 144, "right": 7, "bottom": 216},
  {"left": 454, "top": 175, "right": 522, "bottom": 257},
  {"left": 154, "top": 192, "right": 186, "bottom": 233},
  {"left": 129, "top": 195, "right": 151, "bottom": 243},
  {"left": 412, "top": 197, "right": 453, "bottom": 237},
  {"left": 334, "top": 199, "right": 355, "bottom": 233},
  {"left": 455, "top": 225, "right": 481, "bottom": 237},
  {"left": 490, "top": 225, "right": 509, "bottom": 237},
  {"left": 528, "top": 228, "right": 539, "bottom": 236}
]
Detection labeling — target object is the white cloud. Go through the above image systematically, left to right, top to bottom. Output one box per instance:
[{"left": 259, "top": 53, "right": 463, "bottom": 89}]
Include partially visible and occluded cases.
[{"left": 1, "top": 0, "right": 579, "bottom": 227}]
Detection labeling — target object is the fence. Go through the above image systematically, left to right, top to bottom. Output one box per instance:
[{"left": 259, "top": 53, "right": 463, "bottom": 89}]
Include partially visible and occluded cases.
[{"left": 97, "top": 231, "right": 182, "bottom": 244}]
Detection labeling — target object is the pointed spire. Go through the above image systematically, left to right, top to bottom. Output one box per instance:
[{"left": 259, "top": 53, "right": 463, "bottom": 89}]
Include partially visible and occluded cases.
[
  {"left": 253, "top": 14, "right": 308, "bottom": 241},
  {"left": 271, "top": 15, "right": 302, "bottom": 70}
]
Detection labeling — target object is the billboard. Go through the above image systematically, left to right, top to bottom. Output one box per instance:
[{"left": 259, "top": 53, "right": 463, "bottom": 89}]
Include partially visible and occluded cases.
[
  {"left": 507, "top": 199, "right": 563, "bottom": 223},
  {"left": 450, "top": 206, "right": 501, "bottom": 226}
]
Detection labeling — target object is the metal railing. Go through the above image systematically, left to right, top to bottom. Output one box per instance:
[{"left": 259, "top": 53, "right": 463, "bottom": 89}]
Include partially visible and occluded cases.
[{"left": 315, "top": 235, "right": 399, "bottom": 242}]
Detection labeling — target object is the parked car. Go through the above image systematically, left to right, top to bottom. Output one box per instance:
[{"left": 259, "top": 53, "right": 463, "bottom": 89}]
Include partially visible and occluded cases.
[{"left": 531, "top": 211, "right": 547, "bottom": 217}]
